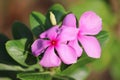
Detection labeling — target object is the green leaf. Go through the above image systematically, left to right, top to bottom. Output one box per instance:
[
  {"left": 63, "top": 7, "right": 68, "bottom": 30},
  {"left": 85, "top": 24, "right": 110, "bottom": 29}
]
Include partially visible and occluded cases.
[
  {"left": 45, "top": 4, "right": 66, "bottom": 29},
  {"left": 30, "top": 11, "right": 46, "bottom": 37},
  {"left": 12, "top": 21, "right": 33, "bottom": 40},
  {"left": 96, "top": 31, "right": 109, "bottom": 46},
  {"left": 6, "top": 39, "right": 28, "bottom": 66},
  {"left": 0, "top": 63, "right": 25, "bottom": 71},
  {"left": 0, "top": 63, "right": 43, "bottom": 72},
  {"left": 69, "top": 68, "right": 89, "bottom": 80},
  {"left": 17, "top": 72, "right": 52, "bottom": 80},
  {"left": 52, "top": 75, "right": 75, "bottom": 80}
]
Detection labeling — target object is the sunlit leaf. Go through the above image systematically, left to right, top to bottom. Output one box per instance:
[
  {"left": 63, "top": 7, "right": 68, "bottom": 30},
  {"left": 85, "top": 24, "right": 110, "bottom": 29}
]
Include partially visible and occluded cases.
[
  {"left": 6, "top": 39, "right": 28, "bottom": 66},
  {"left": 0, "top": 63, "right": 25, "bottom": 71},
  {"left": 69, "top": 68, "right": 89, "bottom": 80},
  {"left": 17, "top": 72, "right": 52, "bottom": 80},
  {"left": 52, "top": 75, "right": 75, "bottom": 80}
]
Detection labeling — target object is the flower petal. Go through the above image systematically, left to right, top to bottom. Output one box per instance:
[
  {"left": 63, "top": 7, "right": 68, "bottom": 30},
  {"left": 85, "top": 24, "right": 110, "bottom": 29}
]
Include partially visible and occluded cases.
[
  {"left": 79, "top": 11, "right": 102, "bottom": 35},
  {"left": 62, "top": 13, "right": 76, "bottom": 27},
  {"left": 40, "top": 26, "right": 59, "bottom": 39},
  {"left": 58, "top": 26, "right": 78, "bottom": 42},
  {"left": 78, "top": 35, "right": 101, "bottom": 58},
  {"left": 31, "top": 39, "right": 49, "bottom": 57},
  {"left": 69, "top": 39, "right": 83, "bottom": 57},
  {"left": 56, "top": 44, "right": 77, "bottom": 64},
  {"left": 40, "top": 47, "right": 61, "bottom": 67}
]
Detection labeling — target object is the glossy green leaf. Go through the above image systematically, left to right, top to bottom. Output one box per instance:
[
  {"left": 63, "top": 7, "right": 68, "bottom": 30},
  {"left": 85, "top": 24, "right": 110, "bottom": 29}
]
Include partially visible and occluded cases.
[
  {"left": 45, "top": 4, "right": 66, "bottom": 29},
  {"left": 30, "top": 11, "right": 46, "bottom": 37},
  {"left": 12, "top": 21, "right": 33, "bottom": 40},
  {"left": 96, "top": 31, "right": 109, "bottom": 46},
  {"left": 6, "top": 39, "right": 28, "bottom": 66},
  {"left": 0, "top": 63, "right": 25, "bottom": 71},
  {"left": 0, "top": 63, "right": 43, "bottom": 72},
  {"left": 69, "top": 68, "right": 89, "bottom": 80},
  {"left": 17, "top": 72, "right": 52, "bottom": 80},
  {"left": 52, "top": 75, "right": 75, "bottom": 80}
]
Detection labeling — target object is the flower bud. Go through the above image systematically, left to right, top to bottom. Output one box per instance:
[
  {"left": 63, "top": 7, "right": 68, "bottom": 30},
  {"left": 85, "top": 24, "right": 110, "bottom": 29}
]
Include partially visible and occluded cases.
[{"left": 50, "top": 12, "right": 57, "bottom": 26}]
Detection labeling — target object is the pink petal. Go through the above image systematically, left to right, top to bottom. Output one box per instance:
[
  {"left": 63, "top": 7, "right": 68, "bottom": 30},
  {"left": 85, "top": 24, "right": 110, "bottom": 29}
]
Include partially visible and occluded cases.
[
  {"left": 79, "top": 11, "right": 102, "bottom": 35},
  {"left": 62, "top": 13, "right": 76, "bottom": 27},
  {"left": 40, "top": 26, "right": 59, "bottom": 39},
  {"left": 58, "top": 26, "right": 78, "bottom": 42},
  {"left": 78, "top": 35, "right": 101, "bottom": 58},
  {"left": 31, "top": 39, "right": 49, "bottom": 57},
  {"left": 69, "top": 39, "right": 83, "bottom": 57},
  {"left": 56, "top": 44, "right": 77, "bottom": 64},
  {"left": 40, "top": 47, "right": 61, "bottom": 67}
]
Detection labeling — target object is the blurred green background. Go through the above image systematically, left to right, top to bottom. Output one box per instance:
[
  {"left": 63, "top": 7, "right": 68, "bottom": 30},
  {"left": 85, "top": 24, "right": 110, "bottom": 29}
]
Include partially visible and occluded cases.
[{"left": 0, "top": 0, "right": 120, "bottom": 80}]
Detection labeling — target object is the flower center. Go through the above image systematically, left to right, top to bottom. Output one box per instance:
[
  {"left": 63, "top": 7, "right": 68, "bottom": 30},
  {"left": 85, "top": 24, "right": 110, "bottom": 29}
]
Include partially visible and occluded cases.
[
  {"left": 78, "top": 30, "right": 82, "bottom": 37},
  {"left": 51, "top": 40, "right": 57, "bottom": 46}
]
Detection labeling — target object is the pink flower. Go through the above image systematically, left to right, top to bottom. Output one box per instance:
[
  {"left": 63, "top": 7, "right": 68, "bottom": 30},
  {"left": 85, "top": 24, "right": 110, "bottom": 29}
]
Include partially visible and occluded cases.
[
  {"left": 63, "top": 11, "right": 102, "bottom": 58},
  {"left": 31, "top": 26, "right": 78, "bottom": 67}
]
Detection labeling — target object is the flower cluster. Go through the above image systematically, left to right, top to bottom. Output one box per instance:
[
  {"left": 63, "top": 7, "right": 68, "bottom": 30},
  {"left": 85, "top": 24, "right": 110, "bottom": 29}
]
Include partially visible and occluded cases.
[{"left": 31, "top": 11, "right": 102, "bottom": 67}]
